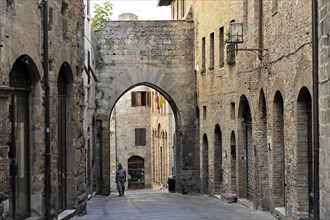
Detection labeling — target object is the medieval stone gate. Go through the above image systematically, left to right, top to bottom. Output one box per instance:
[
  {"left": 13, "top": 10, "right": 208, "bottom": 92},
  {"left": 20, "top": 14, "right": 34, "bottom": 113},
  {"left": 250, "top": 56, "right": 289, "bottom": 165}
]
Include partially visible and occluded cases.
[{"left": 93, "top": 20, "right": 199, "bottom": 193}]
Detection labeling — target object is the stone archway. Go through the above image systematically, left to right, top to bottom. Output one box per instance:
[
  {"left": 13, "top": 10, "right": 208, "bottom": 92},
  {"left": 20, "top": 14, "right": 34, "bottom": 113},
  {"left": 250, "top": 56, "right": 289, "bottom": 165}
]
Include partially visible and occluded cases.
[
  {"left": 94, "top": 20, "right": 198, "bottom": 194},
  {"left": 296, "top": 86, "right": 313, "bottom": 218},
  {"left": 257, "top": 89, "right": 270, "bottom": 210},
  {"left": 272, "top": 91, "right": 285, "bottom": 208},
  {"left": 237, "top": 95, "right": 254, "bottom": 201},
  {"left": 214, "top": 124, "right": 222, "bottom": 194},
  {"left": 202, "top": 134, "right": 209, "bottom": 195}
]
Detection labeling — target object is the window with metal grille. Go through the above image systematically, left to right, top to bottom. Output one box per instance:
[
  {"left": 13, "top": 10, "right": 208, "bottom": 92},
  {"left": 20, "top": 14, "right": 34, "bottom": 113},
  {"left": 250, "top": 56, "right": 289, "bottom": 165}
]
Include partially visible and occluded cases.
[
  {"left": 9, "top": 62, "right": 32, "bottom": 90},
  {"left": 135, "top": 128, "right": 146, "bottom": 146}
]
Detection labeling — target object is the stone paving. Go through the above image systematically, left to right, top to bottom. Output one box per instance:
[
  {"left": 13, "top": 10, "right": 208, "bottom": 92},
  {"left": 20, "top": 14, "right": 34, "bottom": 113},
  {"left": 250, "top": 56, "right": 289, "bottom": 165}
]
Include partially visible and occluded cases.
[{"left": 73, "top": 189, "right": 276, "bottom": 220}]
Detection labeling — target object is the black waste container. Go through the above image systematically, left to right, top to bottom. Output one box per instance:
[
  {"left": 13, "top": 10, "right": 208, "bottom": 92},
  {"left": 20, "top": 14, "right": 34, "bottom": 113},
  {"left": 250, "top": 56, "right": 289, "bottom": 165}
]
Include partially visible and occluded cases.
[{"left": 167, "top": 176, "right": 176, "bottom": 192}]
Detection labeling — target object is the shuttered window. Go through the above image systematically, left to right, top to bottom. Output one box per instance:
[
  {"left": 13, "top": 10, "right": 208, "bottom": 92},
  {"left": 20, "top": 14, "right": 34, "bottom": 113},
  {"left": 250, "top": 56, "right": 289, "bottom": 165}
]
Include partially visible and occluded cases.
[
  {"left": 131, "top": 91, "right": 151, "bottom": 107},
  {"left": 135, "top": 128, "right": 146, "bottom": 146}
]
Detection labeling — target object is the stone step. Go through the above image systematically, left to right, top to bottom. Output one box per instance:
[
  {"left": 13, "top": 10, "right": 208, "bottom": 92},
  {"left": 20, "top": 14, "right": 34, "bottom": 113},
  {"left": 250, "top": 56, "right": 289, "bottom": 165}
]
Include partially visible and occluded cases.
[
  {"left": 219, "top": 193, "right": 237, "bottom": 203},
  {"left": 238, "top": 198, "right": 253, "bottom": 209},
  {"left": 58, "top": 209, "right": 76, "bottom": 220}
]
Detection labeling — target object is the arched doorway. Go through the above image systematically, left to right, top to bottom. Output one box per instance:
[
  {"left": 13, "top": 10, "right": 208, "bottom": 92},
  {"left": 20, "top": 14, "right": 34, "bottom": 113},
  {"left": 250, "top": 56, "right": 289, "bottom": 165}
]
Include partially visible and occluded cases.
[
  {"left": 9, "top": 55, "right": 38, "bottom": 219},
  {"left": 57, "top": 62, "right": 74, "bottom": 211},
  {"left": 57, "top": 67, "right": 67, "bottom": 212},
  {"left": 296, "top": 87, "right": 313, "bottom": 218},
  {"left": 257, "top": 90, "right": 269, "bottom": 210},
  {"left": 273, "top": 91, "right": 285, "bottom": 208},
  {"left": 238, "top": 95, "right": 253, "bottom": 201},
  {"left": 214, "top": 125, "right": 222, "bottom": 194},
  {"left": 230, "top": 131, "right": 237, "bottom": 194},
  {"left": 202, "top": 134, "right": 209, "bottom": 194},
  {"left": 128, "top": 156, "right": 145, "bottom": 189}
]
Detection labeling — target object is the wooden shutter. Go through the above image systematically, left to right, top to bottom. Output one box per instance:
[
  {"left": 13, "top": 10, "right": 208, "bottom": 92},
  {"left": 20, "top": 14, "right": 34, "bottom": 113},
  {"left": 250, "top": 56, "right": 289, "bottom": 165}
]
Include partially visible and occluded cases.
[
  {"left": 146, "top": 91, "right": 151, "bottom": 107},
  {"left": 131, "top": 92, "right": 136, "bottom": 107},
  {"left": 135, "top": 128, "right": 146, "bottom": 146},
  {"left": 135, "top": 128, "right": 139, "bottom": 145},
  {"left": 141, "top": 128, "right": 146, "bottom": 145}
]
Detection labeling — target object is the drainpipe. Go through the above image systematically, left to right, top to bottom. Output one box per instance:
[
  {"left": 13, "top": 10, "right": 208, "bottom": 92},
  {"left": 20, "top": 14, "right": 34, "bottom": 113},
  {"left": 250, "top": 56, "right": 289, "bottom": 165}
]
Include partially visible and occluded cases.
[
  {"left": 258, "top": 0, "right": 263, "bottom": 60},
  {"left": 311, "top": 0, "right": 319, "bottom": 219},
  {"left": 43, "top": 1, "right": 51, "bottom": 219}
]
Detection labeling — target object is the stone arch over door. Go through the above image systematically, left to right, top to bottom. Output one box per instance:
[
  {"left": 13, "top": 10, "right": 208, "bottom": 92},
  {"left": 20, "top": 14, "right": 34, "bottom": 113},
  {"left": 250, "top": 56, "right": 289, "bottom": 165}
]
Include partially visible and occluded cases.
[
  {"left": 94, "top": 20, "right": 198, "bottom": 194},
  {"left": 237, "top": 95, "right": 254, "bottom": 201}
]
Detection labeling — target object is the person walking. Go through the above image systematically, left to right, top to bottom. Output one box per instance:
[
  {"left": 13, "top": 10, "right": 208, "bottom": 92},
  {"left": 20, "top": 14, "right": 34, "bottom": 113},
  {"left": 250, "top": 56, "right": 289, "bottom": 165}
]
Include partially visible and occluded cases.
[{"left": 116, "top": 163, "right": 126, "bottom": 196}]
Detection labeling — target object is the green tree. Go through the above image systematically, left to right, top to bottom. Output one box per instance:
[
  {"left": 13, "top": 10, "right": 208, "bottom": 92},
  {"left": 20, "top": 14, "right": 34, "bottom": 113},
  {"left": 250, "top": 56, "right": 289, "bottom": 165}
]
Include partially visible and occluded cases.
[{"left": 92, "top": 1, "right": 113, "bottom": 29}]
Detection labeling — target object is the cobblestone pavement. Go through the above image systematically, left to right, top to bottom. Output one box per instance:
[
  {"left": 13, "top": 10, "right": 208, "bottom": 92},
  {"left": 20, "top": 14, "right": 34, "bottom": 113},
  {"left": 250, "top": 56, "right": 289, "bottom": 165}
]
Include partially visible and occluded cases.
[{"left": 73, "top": 189, "right": 276, "bottom": 220}]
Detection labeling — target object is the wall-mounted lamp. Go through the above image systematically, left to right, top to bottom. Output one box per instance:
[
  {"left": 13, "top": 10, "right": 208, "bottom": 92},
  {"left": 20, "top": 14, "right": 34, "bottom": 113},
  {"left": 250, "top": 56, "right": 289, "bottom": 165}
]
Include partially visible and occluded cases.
[
  {"left": 229, "top": 21, "right": 268, "bottom": 60},
  {"left": 230, "top": 22, "right": 243, "bottom": 43}
]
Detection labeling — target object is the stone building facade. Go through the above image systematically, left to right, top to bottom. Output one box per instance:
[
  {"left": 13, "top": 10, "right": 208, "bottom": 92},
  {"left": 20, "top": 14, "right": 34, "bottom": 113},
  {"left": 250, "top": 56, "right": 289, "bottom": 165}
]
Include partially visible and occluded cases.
[
  {"left": 0, "top": 0, "right": 87, "bottom": 219},
  {"left": 83, "top": 0, "right": 98, "bottom": 198},
  {"left": 163, "top": 0, "right": 318, "bottom": 219},
  {"left": 318, "top": 0, "right": 330, "bottom": 219},
  {"left": 93, "top": 20, "right": 198, "bottom": 194},
  {"left": 150, "top": 90, "right": 175, "bottom": 189}
]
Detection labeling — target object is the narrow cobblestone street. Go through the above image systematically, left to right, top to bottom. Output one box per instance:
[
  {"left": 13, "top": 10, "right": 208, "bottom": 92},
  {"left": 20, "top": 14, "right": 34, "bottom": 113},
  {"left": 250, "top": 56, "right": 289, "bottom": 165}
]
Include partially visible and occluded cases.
[{"left": 73, "top": 189, "right": 276, "bottom": 220}]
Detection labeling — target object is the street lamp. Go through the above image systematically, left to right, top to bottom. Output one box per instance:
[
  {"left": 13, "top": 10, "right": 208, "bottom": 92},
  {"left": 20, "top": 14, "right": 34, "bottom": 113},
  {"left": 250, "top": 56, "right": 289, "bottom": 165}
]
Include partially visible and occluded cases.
[
  {"left": 229, "top": 21, "right": 268, "bottom": 60},
  {"left": 230, "top": 22, "right": 243, "bottom": 43}
]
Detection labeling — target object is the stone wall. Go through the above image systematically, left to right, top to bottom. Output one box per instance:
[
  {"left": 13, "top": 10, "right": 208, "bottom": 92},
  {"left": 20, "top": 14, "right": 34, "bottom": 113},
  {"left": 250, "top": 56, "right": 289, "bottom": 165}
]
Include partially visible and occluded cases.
[
  {"left": 0, "top": 0, "right": 86, "bottom": 218},
  {"left": 83, "top": 0, "right": 97, "bottom": 198},
  {"left": 171, "top": 0, "right": 315, "bottom": 219},
  {"left": 318, "top": 0, "right": 330, "bottom": 219},
  {"left": 94, "top": 20, "right": 199, "bottom": 193}
]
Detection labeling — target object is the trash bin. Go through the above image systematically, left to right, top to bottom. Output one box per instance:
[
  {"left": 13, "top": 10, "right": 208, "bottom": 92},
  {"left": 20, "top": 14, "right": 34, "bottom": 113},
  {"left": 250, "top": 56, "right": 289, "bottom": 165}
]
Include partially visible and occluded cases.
[{"left": 167, "top": 176, "right": 175, "bottom": 192}]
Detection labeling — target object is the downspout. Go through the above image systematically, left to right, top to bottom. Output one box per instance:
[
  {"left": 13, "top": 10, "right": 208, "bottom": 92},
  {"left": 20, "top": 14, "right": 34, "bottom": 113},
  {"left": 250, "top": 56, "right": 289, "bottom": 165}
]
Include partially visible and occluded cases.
[
  {"left": 258, "top": 0, "right": 263, "bottom": 60},
  {"left": 311, "top": 0, "right": 319, "bottom": 219},
  {"left": 43, "top": 1, "right": 51, "bottom": 219}
]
